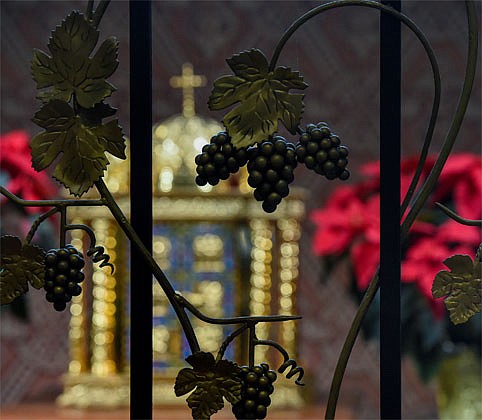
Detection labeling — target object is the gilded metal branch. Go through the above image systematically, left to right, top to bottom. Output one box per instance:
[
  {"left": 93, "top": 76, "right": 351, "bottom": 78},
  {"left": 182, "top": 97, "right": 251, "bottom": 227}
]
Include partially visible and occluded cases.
[
  {"left": 86, "top": 0, "right": 94, "bottom": 20},
  {"left": 92, "top": 0, "right": 111, "bottom": 29},
  {"left": 269, "top": 0, "right": 441, "bottom": 220},
  {"left": 401, "top": 0, "right": 478, "bottom": 238},
  {"left": 326, "top": 2, "right": 478, "bottom": 418},
  {"left": 94, "top": 179, "right": 201, "bottom": 353},
  {"left": 0, "top": 186, "right": 106, "bottom": 208},
  {"left": 435, "top": 203, "right": 482, "bottom": 227},
  {"left": 59, "top": 206, "right": 67, "bottom": 248},
  {"left": 25, "top": 207, "right": 59, "bottom": 245},
  {"left": 62, "top": 223, "right": 114, "bottom": 273},
  {"left": 65, "top": 223, "right": 97, "bottom": 248},
  {"left": 87, "top": 246, "right": 115, "bottom": 274},
  {"left": 175, "top": 292, "right": 301, "bottom": 325},
  {"left": 248, "top": 323, "right": 256, "bottom": 367},
  {"left": 216, "top": 324, "right": 249, "bottom": 362},
  {"left": 254, "top": 339, "right": 305, "bottom": 385},
  {"left": 254, "top": 339, "right": 289, "bottom": 361},
  {"left": 278, "top": 359, "right": 305, "bottom": 386}
]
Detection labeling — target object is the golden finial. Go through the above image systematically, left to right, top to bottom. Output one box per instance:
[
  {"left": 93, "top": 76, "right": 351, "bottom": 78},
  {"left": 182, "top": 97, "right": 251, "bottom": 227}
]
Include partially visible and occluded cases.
[{"left": 169, "top": 63, "right": 206, "bottom": 118}]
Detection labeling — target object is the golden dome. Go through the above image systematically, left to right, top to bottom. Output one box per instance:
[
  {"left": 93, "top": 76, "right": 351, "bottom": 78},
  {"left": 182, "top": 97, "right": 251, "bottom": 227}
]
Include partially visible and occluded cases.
[
  {"left": 100, "top": 63, "right": 244, "bottom": 197},
  {"left": 152, "top": 114, "right": 223, "bottom": 193}
]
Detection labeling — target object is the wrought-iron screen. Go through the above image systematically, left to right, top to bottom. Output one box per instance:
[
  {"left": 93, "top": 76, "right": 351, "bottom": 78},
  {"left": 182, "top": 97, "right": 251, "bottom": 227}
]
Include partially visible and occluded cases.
[{"left": 0, "top": 1, "right": 479, "bottom": 420}]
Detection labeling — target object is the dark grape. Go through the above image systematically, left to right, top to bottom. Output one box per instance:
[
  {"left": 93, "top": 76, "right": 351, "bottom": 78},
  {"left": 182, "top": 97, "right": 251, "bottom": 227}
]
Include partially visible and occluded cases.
[
  {"left": 296, "top": 122, "right": 350, "bottom": 181},
  {"left": 194, "top": 131, "right": 247, "bottom": 187},
  {"left": 246, "top": 137, "right": 297, "bottom": 213},
  {"left": 44, "top": 246, "right": 85, "bottom": 311},
  {"left": 54, "top": 301, "right": 66, "bottom": 311},
  {"left": 232, "top": 363, "right": 277, "bottom": 420},
  {"left": 252, "top": 366, "right": 264, "bottom": 376},
  {"left": 266, "top": 370, "right": 277, "bottom": 383},
  {"left": 246, "top": 372, "right": 258, "bottom": 384},
  {"left": 256, "top": 405, "right": 267, "bottom": 419}
]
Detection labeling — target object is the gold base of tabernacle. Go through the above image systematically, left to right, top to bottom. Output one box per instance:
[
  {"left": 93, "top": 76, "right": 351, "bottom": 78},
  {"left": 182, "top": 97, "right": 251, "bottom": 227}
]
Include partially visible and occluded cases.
[{"left": 57, "top": 372, "right": 304, "bottom": 409}]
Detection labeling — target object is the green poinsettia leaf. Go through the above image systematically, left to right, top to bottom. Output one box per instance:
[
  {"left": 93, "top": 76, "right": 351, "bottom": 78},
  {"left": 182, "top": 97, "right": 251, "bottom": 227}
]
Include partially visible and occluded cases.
[
  {"left": 31, "top": 11, "right": 118, "bottom": 108},
  {"left": 208, "top": 49, "right": 307, "bottom": 147},
  {"left": 31, "top": 100, "right": 126, "bottom": 196},
  {"left": 1, "top": 235, "right": 46, "bottom": 304},
  {"left": 432, "top": 252, "right": 482, "bottom": 325},
  {"left": 175, "top": 353, "right": 242, "bottom": 419},
  {"left": 187, "top": 384, "right": 224, "bottom": 420}
]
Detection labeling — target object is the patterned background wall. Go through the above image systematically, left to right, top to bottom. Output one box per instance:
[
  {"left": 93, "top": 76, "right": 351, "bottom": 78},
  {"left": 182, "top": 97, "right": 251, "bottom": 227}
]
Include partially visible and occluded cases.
[{"left": 1, "top": 1, "right": 480, "bottom": 418}]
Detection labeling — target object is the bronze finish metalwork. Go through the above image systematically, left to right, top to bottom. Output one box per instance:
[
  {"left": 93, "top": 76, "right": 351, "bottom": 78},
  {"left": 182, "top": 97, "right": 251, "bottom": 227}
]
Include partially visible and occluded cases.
[{"left": 0, "top": 0, "right": 479, "bottom": 419}]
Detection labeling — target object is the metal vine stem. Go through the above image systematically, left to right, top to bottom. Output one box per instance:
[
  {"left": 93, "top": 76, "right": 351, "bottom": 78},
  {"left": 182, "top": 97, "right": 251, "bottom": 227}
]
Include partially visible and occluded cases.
[
  {"left": 1, "top": 0, "right": 477, "bottom": 418},
  {"left": 266, "top": 0, "right": 478, "bottom": 417},
  {"left": 269, "top": 0, "right": 441, "bottom": 220},
  {"left": 94, "top": 179, "right": 201, "bottom": 353}
]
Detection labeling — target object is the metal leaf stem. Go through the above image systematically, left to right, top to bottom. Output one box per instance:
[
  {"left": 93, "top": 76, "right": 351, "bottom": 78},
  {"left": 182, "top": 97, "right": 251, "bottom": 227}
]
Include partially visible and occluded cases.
[
  {"left": 91, "top": 0, "right": 111, "bottom": 30},
  {"left": 259, "top": 0, "right": 477, "bottom": 417},
  {"left": 269, "top": 0, "right": 441, "bottom": 219},
  {"left": 1, "top": 1, "right": 477, "bottom": 418},
  {"left": 326, "top": 1, "right": 478, "bottom": 418},
  {"left": 94, "top": 178, "right": 201, "bottom": 353},
  {"left": 435, "top": 203, "right": 482, "bottom": 227},
  {"left": 25, "top": 207, "right": 59, "bottom": 244},
  {"left": 216, "top": 324, "right": 249, "bottom": 362}
]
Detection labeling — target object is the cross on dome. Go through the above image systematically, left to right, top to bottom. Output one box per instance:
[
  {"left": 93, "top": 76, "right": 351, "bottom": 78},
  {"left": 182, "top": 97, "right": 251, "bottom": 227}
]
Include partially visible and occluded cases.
[{"left": 169, "top": 63, "right": 206, "bottom": 118}]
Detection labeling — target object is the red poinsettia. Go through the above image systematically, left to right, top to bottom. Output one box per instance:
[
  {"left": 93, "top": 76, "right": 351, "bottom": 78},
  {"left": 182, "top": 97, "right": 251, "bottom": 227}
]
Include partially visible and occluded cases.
[
  {"left": 1, "top": 130, "right": 57, "bottom": 212},
  {"left": 435, "top": 153, "right": 482, "bottom": 220},
  {"left": 311, "top": 154, "right": 481, "bottom": 314},
  {"left": 311, "top": 186, "right": 370, "bottom": 256},
  {"left": 401, "top": 220, "right": 479, "bottom": 317}
]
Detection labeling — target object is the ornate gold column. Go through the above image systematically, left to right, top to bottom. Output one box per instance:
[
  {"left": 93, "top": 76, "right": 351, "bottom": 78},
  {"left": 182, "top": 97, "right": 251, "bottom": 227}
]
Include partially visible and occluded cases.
[
  {"left": 67, "top": 218, "right": 89, "bottom": 375},
  {"left": 90, "top": 218, "right": 118, "bottom": 377},
  {"left": 277, "top": 218, "right": 301, "bottom": 357},
  {"left": 248, "top": 219, "right": 274, "bottom": 365}
]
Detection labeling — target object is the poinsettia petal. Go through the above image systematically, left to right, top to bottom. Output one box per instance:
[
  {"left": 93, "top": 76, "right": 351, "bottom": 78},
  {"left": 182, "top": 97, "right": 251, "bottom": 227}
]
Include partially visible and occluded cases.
[
  {"left": 453, "top": 166, "right": 482, "bottom": 220},
  {"left": 437, "top": 221, "right": 480, "bottom": 247},
  {"left": 351, "top": 241, "right": 380, "bottom": 290}
]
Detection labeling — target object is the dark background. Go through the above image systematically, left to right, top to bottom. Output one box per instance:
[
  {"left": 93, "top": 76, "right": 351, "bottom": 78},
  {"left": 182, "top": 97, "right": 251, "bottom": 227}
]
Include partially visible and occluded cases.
[{"left": 1, "top": 1, "right": 480, "bottom": 418}]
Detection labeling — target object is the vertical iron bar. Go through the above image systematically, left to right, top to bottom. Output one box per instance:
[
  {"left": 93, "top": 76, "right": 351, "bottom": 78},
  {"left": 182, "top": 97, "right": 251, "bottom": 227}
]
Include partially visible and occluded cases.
[
  {"left": 129, "top": 1, "right": 152, "bottom": 419},
  {"left": 380, "top": 1, "right": 401, "bottom": 419}
]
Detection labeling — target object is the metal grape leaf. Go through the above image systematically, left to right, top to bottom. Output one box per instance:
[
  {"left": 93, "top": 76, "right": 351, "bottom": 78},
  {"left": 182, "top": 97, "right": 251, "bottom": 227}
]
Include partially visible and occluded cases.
[
  {"left": 31, "top": 11, "right": 118, "bottom": 108},
  {"left": 208, "top": 49, "right": 308, "bottom": 148},
  {"left": 31, "top": 100, "right": 126, "bottom": 196},
  {"left": 78, "top": 102, "right": 117, "bottom": 126},
  {"left": 1, "top": 236, "right": 46, "bottom": 305},
  {"left": 432, "top": 251, "right": 482, "bottom": 325},
  {"left": 175, "top": 351, "right": 242, "bottom": 420}
]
